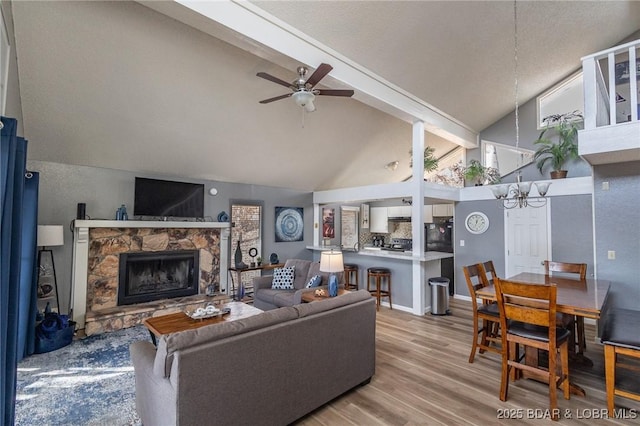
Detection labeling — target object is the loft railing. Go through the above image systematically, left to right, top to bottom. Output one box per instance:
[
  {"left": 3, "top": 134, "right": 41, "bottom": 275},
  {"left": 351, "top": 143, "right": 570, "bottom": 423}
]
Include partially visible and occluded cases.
[{"left": 582, "top": 39, "right": 639, "bottom": 130}]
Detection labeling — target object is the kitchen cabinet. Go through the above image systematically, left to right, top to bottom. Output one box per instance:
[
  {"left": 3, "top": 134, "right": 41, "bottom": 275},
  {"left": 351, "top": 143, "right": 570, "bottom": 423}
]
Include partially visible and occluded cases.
[
  {"left": 432, "top": 204, "right": 454, "bottom": 217},
  {"left": 423, "top": 205, "right": 434, "bottom": 223},
  {"left": 387, "top": 206, "right": 411, "bottom": 218},
  {"left": 369, "top": 207, "right": 389, "bottom": 233}
]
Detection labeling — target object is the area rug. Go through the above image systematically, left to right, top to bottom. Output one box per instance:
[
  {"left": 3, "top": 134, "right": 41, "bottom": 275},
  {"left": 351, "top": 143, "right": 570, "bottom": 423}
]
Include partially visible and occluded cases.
[{"left": 15, "top": 325, "right": 148, "bottom": 426}]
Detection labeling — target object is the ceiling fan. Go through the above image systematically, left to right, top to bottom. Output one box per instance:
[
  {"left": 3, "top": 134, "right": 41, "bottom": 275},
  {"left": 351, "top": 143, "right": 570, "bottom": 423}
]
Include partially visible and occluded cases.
[{"left": 257, "top": 63, "right": 354, "bottom": 112}]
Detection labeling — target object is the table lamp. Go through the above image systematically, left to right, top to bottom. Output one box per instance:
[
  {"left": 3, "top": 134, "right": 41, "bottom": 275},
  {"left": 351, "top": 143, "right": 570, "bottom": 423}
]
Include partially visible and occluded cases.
[
  {"left": 37, "top": 225, "right": 64, "bottom": 311},
  {"left": 320, "top": 250, "right": 344, "bottom": 297}
]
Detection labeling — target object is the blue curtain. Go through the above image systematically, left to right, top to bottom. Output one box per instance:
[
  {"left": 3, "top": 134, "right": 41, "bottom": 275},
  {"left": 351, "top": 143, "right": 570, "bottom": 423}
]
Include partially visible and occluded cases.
[
  {"left": 1, "top": 116, "right": 38, "bottom": 425},
  {"left": 18, "top": 172, "right": 39, "bottom": 358}
]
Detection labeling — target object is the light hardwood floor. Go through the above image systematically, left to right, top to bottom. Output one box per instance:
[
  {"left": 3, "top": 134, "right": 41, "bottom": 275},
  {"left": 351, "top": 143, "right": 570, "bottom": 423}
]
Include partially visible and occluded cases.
[{"left": 297, "top": 298, "right": 640, "bottom": 425}]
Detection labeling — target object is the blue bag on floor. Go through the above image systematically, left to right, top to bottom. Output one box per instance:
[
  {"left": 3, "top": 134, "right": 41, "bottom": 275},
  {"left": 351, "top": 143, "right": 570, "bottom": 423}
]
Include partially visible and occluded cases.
[{"left": 35, "top": 312, "right": 75, "bottom": 354}]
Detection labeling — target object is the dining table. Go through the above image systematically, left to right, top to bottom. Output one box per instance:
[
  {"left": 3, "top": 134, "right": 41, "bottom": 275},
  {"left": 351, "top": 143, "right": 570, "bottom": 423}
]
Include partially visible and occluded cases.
[{"left": 476, "top": 272, "right": 611, "bottom": 397}]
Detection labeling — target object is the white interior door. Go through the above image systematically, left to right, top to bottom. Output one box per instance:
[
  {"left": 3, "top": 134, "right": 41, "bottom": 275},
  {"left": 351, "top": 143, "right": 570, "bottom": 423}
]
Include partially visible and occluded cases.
[{"left": 505, "top": 204, "right": 550, "bottom": 277}]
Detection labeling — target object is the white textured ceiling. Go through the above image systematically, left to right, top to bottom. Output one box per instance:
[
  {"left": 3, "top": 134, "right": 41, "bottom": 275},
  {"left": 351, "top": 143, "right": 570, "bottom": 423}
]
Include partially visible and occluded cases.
[{"left": 10, "top": 1, "right": 640, "bottom": 191}]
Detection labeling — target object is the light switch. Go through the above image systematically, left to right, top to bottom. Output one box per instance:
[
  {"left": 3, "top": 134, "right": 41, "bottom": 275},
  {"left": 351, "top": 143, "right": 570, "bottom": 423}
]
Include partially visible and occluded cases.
[
  {"left": 602, "top": 181, "right": 610, "bottom": 190},
  {"left": 460, "top": 240, "right": 465, "bottom": 247},
  {"left": 608, "top": 250, "right": 616, "bottom": 260}
]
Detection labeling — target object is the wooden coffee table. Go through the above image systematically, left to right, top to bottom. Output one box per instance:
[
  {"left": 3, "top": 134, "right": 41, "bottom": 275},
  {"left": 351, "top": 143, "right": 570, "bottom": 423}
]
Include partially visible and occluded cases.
[
  {"left": 301, "top": 289, "right": 349, "bottom": 303},
  {"left": 143, "top": 301, "right": 262, "bottom": 344}
]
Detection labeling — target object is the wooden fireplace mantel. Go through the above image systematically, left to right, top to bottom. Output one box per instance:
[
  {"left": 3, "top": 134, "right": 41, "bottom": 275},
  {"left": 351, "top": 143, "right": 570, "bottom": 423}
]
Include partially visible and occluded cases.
[{"left": 71, "top": 220, "right": 230, "bottom": 329}]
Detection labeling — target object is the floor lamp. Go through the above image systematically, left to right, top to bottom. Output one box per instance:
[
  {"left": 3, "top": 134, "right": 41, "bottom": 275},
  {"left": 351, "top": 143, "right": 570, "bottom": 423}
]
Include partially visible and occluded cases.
[{"left": 37, "top": 225, "right": 64, "bottom": 313}]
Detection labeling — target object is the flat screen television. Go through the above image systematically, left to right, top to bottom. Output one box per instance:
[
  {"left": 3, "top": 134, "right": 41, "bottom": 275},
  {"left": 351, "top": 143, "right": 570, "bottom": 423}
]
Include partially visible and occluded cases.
[{"left": 134, "top": 177, "right": 204, "bottom": 219}]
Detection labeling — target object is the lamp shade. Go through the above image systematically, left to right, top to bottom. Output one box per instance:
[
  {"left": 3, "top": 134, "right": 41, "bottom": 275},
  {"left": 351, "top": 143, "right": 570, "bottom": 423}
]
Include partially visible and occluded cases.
[
  {"left": 37, "top": 225, "right": 64, "bottom": 247},
  {"left": 319, "top": 250, "right": 344, "bottom": 273}
]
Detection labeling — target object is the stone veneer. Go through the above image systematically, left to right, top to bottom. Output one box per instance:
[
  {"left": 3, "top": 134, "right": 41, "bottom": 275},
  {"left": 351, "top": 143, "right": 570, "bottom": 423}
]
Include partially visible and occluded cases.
[{"left": 84, "top": 227, "right": 222, "bottom": 336}]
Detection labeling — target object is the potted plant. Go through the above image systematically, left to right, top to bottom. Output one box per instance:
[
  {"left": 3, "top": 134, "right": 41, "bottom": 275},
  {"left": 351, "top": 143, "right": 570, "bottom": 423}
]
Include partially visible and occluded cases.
[
  {"left": 533, "top": 111, "right": 582, "bottom": 179},
  {"left": 409, "top": 146, "right": 439, "bottom": 173},
  {"left": 463, "top": 159, "right": 500, "bottom": 186},
  {"left": 256, "top": 256, "right": 262, "bottom": 267}
]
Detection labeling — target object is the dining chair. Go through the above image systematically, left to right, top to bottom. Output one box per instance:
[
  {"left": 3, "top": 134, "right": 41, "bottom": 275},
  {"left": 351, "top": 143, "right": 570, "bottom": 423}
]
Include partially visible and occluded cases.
[
  {"left": 544, "top": 260, "right": 588, "bottom": 355},
  {"left": 463, "top": 263, "right": 501, "bottom": 363},
  {"left": 494, "top": 277, "right": 570, "bottom": 421}
]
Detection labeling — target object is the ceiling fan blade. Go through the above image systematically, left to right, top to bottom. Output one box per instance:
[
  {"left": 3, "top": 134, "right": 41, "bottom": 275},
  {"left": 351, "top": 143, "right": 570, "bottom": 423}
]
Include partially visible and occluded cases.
[
  {"left": 305, "top": 63, "right": 333, "bottom": 88},
  {"left": 256, "top": 72, "right": 294, "bottom": 89},
  {"left": 315, "top": 89, "right": 355, "bottom": 97},
  {"left": 259, "top": 93, "right": 293, "bottom": 104}
]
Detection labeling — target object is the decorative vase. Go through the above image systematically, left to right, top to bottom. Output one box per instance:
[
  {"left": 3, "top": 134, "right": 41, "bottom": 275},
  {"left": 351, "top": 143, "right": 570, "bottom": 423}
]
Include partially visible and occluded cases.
[
  {"left": 234, "top": 240, "right": 242, "bottom": 268},
  {"left": 328, "top": 274, "right": 338, "bottom": 297},
  {"left": 237, "top": 283, "right": 245, "bottom": 301}
]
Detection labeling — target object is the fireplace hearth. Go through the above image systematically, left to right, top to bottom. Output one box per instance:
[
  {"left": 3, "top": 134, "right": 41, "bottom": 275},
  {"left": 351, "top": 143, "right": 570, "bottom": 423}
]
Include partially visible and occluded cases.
[{"left": 118, "top": 250, "right": 200, "bottom": 305}]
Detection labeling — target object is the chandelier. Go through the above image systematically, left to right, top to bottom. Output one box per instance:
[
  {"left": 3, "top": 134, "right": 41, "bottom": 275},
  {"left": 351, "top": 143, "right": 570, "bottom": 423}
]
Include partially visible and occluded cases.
[{"left": 491, "top": 0, "right": 549, "bottom": 209}]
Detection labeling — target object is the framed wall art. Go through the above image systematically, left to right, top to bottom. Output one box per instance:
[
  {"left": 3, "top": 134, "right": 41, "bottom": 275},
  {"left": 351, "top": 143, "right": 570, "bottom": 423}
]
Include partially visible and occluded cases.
[
  {"left": 274, "top": 207, "right": 304, "bottom": 242},
  {"left": 322, "top": 207, "right": 335, "bottom": 239}
]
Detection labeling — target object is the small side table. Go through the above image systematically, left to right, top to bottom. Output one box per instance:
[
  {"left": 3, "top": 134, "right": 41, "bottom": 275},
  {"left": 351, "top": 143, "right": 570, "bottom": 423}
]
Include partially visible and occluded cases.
[
  {"left": 228, "top": 263, "right": 284, "bottom": 301},
  {"left": 301, "top": 289, "right": 349, "bottom": 303}
]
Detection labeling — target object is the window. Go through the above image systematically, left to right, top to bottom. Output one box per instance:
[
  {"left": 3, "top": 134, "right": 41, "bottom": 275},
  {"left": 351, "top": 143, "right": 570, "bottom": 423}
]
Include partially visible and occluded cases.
[{"left": 536, "top": 71, "right": 583, "bottom": 129}]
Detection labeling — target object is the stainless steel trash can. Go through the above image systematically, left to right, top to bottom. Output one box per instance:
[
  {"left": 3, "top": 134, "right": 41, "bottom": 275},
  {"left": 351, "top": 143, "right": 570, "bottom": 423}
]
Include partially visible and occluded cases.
[{"left": 429, "top": 277, "right": 450, "bottom": 315}]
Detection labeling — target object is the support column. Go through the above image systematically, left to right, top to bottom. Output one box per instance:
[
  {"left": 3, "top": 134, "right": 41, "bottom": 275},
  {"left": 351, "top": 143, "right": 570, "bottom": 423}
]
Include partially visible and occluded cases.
[{"left": 411, "top": 121, "right": 427, "bottom": 315}]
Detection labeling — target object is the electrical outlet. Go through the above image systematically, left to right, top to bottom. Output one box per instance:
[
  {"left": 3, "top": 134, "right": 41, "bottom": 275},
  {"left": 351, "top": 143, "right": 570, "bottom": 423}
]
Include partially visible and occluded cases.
[
  {"left": 602, "top": 181, "right": 610, "bottom": 190},
  {"left": 460, "top": 240, "right": 465, "bottom": 247},
  {"left": 608, "top": 250, "right": 616, "bottom": 260}
]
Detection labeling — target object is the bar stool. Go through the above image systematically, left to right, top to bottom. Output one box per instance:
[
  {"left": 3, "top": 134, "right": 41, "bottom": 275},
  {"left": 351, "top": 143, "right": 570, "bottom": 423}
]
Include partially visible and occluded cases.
[
  {"left": 343, "top": 263, "right": 359, "bottom": 290},
  {"left": 367, "top": 267, "right": 392, "bottom": 310}
]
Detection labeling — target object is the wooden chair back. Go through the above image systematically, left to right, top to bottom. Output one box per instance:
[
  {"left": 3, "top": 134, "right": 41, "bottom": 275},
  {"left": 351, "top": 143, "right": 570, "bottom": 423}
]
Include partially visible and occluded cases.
[
  {"left": 483, "top": 260, "right": 497, "bottom": 284},
  {"left": 544, "top": 261, "right": 587, "bottom": 280},
  {"left": 463, "top": 263, "right": 489, "bottom": 305},
  {"left": 495, "top": 278, "right": 558, "bottom": 331}
]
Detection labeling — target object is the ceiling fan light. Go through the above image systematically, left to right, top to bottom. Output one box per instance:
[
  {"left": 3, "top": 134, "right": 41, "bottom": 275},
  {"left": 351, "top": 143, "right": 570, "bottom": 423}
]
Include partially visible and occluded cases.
[
  {"left": 292, "top": 91, "right": 315, "bottom": 108},
  {"left": 304, "top": 101, "right": 316, "bottom": 113}
]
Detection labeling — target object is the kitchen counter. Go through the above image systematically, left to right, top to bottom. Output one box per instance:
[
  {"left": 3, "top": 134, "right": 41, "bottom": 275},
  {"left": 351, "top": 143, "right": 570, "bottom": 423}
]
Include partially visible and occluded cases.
[{"left": 305, "top": 246, "right": 453, "bottom": 262}]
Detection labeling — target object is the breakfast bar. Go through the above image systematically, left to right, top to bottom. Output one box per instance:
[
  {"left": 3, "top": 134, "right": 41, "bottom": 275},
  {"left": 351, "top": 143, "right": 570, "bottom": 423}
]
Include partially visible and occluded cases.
[{"left": 306, "top": 245, "right": 453, "bottom": 313}]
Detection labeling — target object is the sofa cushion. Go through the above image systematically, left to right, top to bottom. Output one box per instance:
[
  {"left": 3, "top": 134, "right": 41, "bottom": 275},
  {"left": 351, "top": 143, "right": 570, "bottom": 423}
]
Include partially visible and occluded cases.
[
  {"left": 284, "top": 259, "right": 312, "bottom": 289},
  {"left": 271, "top": 266, "right": 295, "bottom": 289},
  {"left": 305, "top": 275, "right": 322, "bottom": 288},
  {"left": 254, "top": 288, "right": 286, "bottom": 305},
  {"left": 294, "top": 289, "right": 372, "bottom": 318},
  {"left": 273, "top": 291, "right": 297, "bottom": 307},
  {"left": 153, "top": 307, "right": 298, "bottom": 377}
]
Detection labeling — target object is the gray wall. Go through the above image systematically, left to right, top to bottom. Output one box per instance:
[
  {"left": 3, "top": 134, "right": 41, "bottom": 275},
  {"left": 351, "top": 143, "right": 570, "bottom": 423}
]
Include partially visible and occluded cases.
[
  {"left": 28, "top": 160, "right": 313, "bottom": 313},
  {"left": 593, "top": 161, "right": 640, "bottom": 309},
  {"left": 454, "top": 194, "right": 594, "bottom": 297}
]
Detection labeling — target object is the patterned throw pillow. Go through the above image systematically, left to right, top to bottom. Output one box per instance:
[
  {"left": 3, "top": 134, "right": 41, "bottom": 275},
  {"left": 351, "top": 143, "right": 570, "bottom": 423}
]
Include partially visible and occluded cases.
[
  {"left": 271, "top": 266, "right": 295, "bottom": 290},
  {"left": 305, "top": 275, "right": 322, "bottom": 288}
]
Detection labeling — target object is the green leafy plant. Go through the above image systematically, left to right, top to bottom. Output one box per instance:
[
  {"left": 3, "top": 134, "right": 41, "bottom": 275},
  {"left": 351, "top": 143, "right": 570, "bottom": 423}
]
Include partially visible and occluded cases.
[
  {"left": 533, "top": 111, "right": 582, "bottom": 177},
  {"left": 409, "top": 146, "right": 439, "bottom": 173},
  {"left": 463, "top": 159, "right": 500, "bottom": 186}
]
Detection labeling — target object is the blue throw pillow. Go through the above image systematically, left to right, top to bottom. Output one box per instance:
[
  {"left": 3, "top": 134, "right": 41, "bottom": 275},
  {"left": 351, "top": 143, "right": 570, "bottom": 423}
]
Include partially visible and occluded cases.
[
  {"left": 271, "top": 266, "right": 295, "bottom": 290},
  {"left": 305, "top": 275, "right": 322, "bottom": 288}
]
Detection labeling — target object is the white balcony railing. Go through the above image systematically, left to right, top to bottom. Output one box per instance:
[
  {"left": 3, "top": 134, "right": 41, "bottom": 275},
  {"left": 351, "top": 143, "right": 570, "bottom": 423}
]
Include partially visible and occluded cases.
[
  {"left": 579, "top": 39, "right": 640, "bottom": 165},
  {"left": 582, "top": 39, "right": 639, "bottom": 129}
]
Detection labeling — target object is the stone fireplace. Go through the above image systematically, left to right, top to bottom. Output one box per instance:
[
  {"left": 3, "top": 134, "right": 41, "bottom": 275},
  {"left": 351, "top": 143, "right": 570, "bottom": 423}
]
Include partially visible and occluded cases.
[{"left": 71, "top": 220, "right": 230, "bottom": 335}]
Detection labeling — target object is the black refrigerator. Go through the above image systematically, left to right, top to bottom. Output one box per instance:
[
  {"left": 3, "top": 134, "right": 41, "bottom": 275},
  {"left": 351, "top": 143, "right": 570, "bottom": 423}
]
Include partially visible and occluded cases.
[{"left": 425, "top": 218, "right": 455, "bottom": 295}]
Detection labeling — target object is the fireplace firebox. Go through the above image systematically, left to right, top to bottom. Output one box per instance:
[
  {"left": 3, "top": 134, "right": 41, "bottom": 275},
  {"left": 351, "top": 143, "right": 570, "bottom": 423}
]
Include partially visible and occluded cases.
[{"left": 118, "top": 250, "right": 200, "bottom": 305}]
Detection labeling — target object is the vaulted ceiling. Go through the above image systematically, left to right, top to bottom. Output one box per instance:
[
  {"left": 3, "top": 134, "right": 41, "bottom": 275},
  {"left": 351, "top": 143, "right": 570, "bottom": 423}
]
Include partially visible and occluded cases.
[{"left": 9, "top": 1, "right": 640, "bottom": 191}]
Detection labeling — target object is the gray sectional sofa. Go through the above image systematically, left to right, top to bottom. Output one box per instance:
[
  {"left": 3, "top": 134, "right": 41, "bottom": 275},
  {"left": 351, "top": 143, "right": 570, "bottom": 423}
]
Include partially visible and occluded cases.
[
  {"left": 252, "top": 258, "right": 345, "bottom": 311},
  {"left": 130, "top": 289, "right": 375, "bottom": 426}
]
